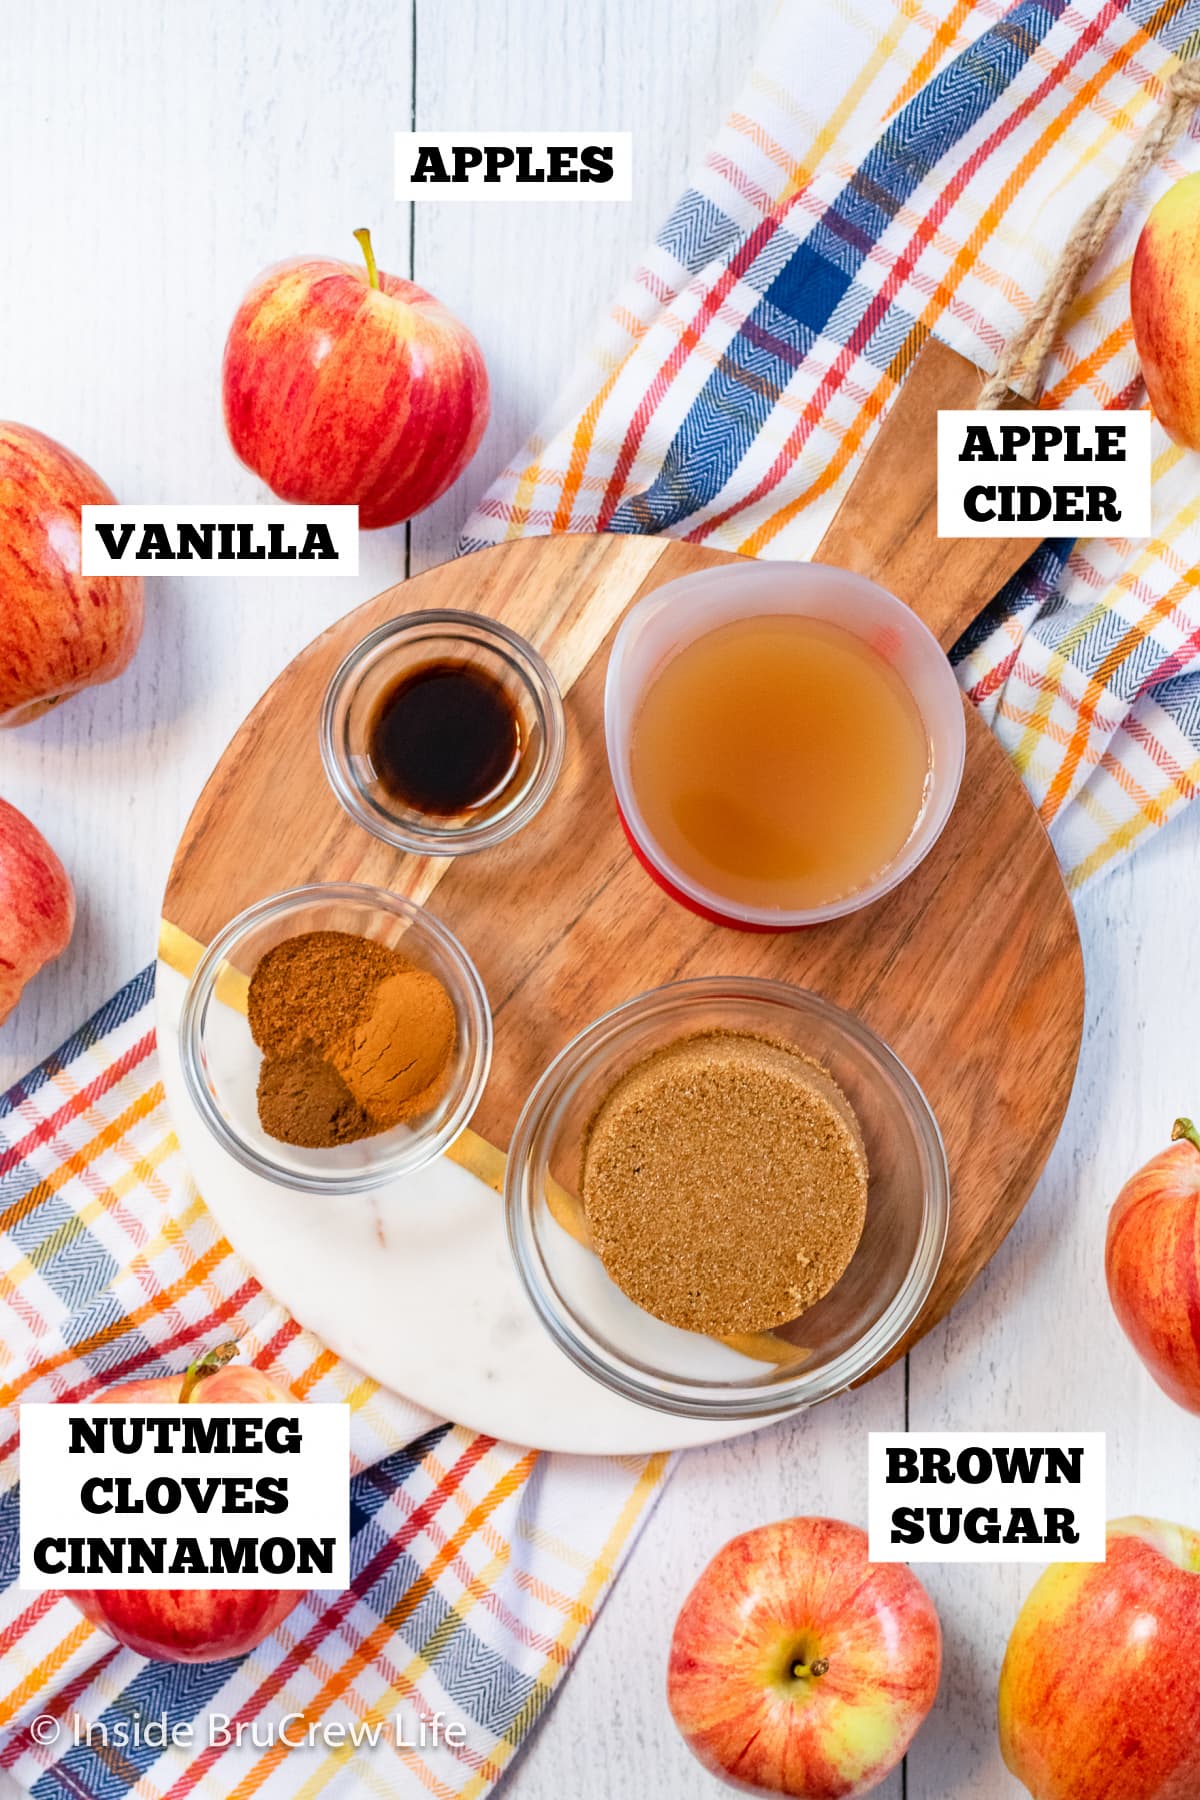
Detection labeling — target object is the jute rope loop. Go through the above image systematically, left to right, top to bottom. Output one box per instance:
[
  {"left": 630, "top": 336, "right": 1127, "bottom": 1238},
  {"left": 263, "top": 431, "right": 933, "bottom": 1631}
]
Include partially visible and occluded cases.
[{"left": 978, "top": 59, "right": 1200, "bottom": 410}]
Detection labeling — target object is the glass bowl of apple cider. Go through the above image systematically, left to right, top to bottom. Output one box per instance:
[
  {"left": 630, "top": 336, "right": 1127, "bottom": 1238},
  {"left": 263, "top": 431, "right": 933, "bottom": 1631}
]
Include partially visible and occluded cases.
[{"left": 604, "top": 561, "right": 966, "bottom": 929}]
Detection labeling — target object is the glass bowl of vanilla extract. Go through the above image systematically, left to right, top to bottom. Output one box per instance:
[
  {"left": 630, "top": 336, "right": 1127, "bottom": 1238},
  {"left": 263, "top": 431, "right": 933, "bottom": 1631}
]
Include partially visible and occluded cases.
[{"left": 320, "top": 610, "right": 566, "bottom": 855}]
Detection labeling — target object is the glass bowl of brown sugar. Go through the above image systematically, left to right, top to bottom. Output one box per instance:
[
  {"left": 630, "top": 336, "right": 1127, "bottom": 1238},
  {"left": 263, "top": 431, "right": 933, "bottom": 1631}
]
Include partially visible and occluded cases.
[
  {"left": 180, "top": 883, "right": 492, "bottom": 1194},
  {"left": 504, "top": 977, "right": 948, "bottom": 1420}
]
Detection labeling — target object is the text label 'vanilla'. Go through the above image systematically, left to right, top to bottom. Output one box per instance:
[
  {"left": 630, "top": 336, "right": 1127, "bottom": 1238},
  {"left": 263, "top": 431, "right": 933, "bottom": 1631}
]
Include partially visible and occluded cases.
[{"left": 81, "top": 505, "right": 360, "bottom": 577}]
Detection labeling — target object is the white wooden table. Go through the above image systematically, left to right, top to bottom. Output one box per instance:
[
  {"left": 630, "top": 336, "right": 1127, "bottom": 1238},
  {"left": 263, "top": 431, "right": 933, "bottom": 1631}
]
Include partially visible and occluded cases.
[{"left": 4, "top": 4, "right": 1199, "bottom": 1796}]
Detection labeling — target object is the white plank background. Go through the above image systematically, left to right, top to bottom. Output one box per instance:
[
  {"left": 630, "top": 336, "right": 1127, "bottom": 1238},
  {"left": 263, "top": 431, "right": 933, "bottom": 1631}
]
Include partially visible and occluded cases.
[{"left": 3, "top": 3, "right": 1200, "bottom": 1796}]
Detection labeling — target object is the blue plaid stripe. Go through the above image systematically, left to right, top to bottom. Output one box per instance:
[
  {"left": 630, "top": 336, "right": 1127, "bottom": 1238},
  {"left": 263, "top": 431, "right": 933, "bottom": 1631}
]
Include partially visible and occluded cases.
[
  {"left": 609, "top": 0, "right": 1074, "bottom": 537},
  {"left": 0, "top": 968, "right": 155, "bottom": 1125}
]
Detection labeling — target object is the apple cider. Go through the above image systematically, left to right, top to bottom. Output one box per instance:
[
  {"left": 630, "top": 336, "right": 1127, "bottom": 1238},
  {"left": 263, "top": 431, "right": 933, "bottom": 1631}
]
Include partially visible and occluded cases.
[{"left": 629, "top": 614, "right": 931, "bottom": 912}]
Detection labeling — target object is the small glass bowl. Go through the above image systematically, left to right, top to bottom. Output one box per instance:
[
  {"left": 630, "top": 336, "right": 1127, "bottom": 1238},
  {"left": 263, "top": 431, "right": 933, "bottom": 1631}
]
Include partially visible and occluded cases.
[
  {"left": 605, "top": 561, "right": 967, "bottom": 929},
  {"left": 320, "top": 610, "right": 565, "bottom": 856},
  {"left": 180, "top": 883, "right": 492, "bottom": 1195},
  {"left": 505, "top": 977, "right": 948, "bottom": 1420}
]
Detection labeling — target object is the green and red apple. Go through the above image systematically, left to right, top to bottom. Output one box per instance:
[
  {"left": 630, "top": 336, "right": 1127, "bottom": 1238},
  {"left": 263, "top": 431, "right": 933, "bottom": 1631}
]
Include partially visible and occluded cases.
[
  {"left": 1131, "top": 173, "right": 1200, "bottom": 450},
  {"left": 222, "top": 228, "right": 489, "bottom": 528},
  {"left": 0, "top": 422, "right": 143, "bottom": 726},
  {"left": 0, "top": 798, "right": 75, "bottom": 1025},
  {"left": 1105, "top": 1118, "right": 1200, "bottom": 1412},
  {"left": 68, "top": 1344, "right": 303, "bottom": 1663},
  {"left": 668, "top": 1517, "right": 941, "bottom": 1798},
  {"left": 1000, "top": 1517, "right": 1200, "bottom": 1800}
]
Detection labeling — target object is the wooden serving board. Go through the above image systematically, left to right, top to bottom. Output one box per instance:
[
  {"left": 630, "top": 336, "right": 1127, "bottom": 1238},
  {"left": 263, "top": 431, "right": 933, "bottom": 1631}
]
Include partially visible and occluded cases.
[{"left": 161, "top": 340, "right": 1084, "bottom": 1424}]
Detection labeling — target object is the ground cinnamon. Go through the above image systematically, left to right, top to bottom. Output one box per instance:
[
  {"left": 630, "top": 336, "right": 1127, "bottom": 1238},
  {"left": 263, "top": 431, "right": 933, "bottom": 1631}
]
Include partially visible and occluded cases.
[
  {"left": 247, "top": 929, "right": 457, "bottom": 1148},
  {"left": 330, "top": 969, "right": 456, "bottom": 1124}
]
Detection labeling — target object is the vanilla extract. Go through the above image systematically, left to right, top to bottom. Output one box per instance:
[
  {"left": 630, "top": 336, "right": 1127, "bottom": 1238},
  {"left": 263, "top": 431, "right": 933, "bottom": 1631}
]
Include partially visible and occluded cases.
[{"left": 367, "top": 658, "right": 522, "bottom": 816}]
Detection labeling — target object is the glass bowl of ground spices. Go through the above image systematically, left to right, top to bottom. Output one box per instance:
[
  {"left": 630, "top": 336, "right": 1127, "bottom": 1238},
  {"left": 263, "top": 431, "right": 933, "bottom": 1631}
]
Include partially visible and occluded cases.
[
  {"left": 320, "top": 610, "right": 566, "bottom": 855},
  {"left": 180, "top": 883, "right": 492, "bottom": 1194},
  {"left": 505, "top": 977, "right": 948, "bottom": 1420}
]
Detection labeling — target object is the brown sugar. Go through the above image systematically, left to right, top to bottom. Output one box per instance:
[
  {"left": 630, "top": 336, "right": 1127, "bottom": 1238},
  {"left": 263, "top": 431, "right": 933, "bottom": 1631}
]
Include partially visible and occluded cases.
[
  {"left": 246, "top": 929, "right": 457, "bottom": 1149},
  {"left": 330, "top": 969, "right": 457, "bottom": 1124},
  {"left": 580, "top": 1030, "right": 868, "bottom": 1335}
]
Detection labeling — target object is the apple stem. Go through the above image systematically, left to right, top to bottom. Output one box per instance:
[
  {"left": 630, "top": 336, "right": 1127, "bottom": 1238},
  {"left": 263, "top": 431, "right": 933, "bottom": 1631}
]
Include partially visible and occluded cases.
[
  {"left": 354, "top": 227, "right": 380, "bottom": 290},
  {"left": 1172, "top": 1118, "right": 1200, "bottom": 1154},
  {"left": 179, "top": 1341, "right": 239, "bottom": 1403},
  {"left": 791, "top": 1657, "right": 830, "bottom": 1680}
]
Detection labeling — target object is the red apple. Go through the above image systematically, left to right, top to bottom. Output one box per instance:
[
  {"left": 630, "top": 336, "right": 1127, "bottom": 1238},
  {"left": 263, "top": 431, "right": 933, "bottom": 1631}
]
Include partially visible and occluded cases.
[
  {"left": 1131, "top": 174, "right": 1200, "bottom": 450},
  {"left": 222, "top": 228, "right": 489, "bottom": 529},
  {"left": 0, "top": 422, "right": 144, "bottom": 727},
  {"left": 0, "top": 798, "right": 75, "bottom": 1025},
  {"left": 1105, "top": 1118, "right": 1200, "bottom": 1412},
  {"left": 67, "top": 1344, "right": 304, "bottom": 1662},
  {"left": 999, "top": 1516, "right": 1200, "bottom": 1800},
  {"left": 667, "top": 1518, "right": 941, "bottom": 1799}
]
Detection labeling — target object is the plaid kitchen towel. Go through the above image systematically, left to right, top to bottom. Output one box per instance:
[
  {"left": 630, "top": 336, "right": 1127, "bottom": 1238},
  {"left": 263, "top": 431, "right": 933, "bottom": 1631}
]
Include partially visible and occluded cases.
[
  {"left": 463, "top": 0, "right": 1200, "bottom": 889},
  {"left": 6, "top": 4, "right": 1200, "bottom": 1798},
  {"left": 0, "top": 974, "right": 667, "bottom": 1799}
]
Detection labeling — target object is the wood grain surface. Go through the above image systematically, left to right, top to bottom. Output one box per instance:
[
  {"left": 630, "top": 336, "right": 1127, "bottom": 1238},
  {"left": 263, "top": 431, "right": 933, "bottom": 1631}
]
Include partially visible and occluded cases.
[
  {"left": 817, "top": 339, "right": 1035, "bottom": 645},
  {"left": 163, "top": 350, "right": 1085, "bottom": 1370}
]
